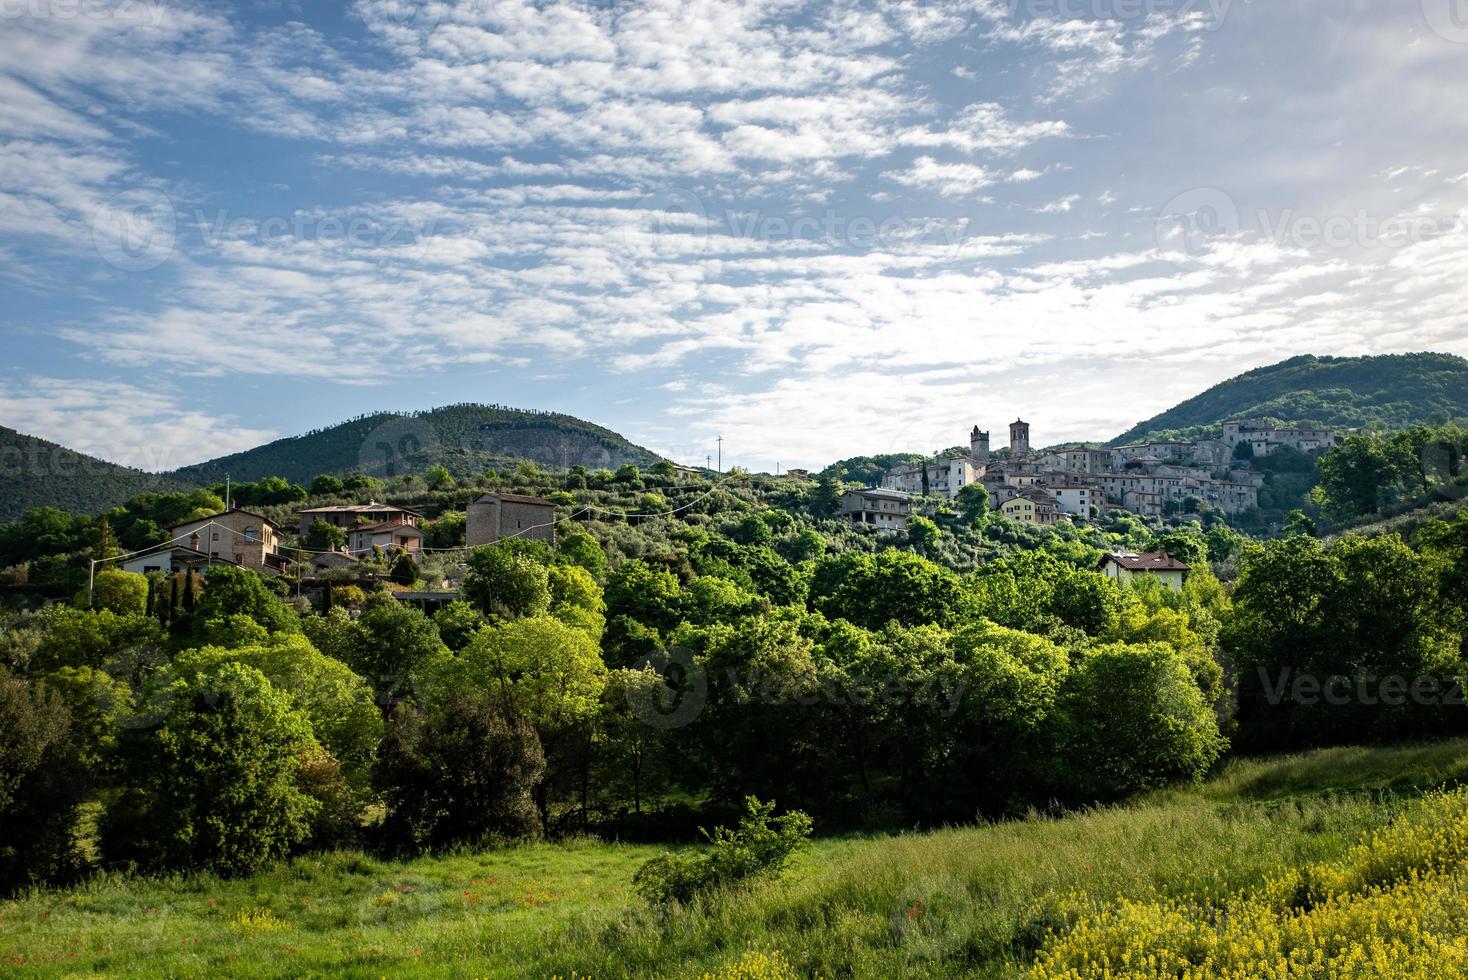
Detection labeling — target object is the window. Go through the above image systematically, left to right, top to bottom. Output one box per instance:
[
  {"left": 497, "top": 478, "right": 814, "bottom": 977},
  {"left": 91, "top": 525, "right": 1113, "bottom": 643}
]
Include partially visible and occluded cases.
[
  {"left": 244, "top": 526, "right": 259, "bottom": 542},
  {"left": 212, "top": 531, "right": 220, "bottom": 541}
]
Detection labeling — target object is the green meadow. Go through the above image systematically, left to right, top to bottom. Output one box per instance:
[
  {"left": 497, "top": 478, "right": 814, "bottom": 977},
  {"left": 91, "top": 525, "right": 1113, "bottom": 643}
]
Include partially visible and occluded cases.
[{"left": 4, "top": 737, "right": 1468, "bottom": 978}]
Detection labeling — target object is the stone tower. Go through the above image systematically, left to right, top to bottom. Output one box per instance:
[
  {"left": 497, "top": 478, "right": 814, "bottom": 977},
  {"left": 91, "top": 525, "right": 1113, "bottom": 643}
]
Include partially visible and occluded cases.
[
  {"left": 1010, "top": 419, "right": 1031, "bottom": 456},
  {"left": 970, "top": 426, "right": 990, "bottom": 465}
]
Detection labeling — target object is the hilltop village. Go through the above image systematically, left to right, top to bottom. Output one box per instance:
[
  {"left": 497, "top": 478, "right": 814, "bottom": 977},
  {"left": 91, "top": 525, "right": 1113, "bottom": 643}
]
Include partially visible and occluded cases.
[{"left": 836, "top": 418, "right": 1336, "bottom": 531}]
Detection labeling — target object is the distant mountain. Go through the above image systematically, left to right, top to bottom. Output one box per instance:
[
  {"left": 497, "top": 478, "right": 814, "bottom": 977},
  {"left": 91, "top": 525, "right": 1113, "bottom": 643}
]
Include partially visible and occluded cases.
[
  {"left": 1110, "top": 353, "right": 1468, "bottom": 446},
  {"left": 172, "top": 404, "right": 665, "bottom": 486},
  {"left": 0, "top": 426, "right": 186, "bottom": 522}
]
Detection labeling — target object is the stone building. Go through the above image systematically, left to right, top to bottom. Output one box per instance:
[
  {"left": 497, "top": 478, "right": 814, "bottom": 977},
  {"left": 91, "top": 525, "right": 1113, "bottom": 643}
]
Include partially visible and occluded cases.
[
  {"left": 1010, "top": 418, "right": 1031, "bottom": 456},
  {"left": 882, "top": 456, "right": 980, "bottom": 500},
  {"left": 838, "top": 487, "right": 912, "bottom": 530},
  {"left": 466, "top": 492, "right": 558, "bottom": 546},
  {"left": 297, "top": 502, "right": 423, "bottom": 537},
  {"left": 168, "top": 507, "right": 289, "bottom": 573}
]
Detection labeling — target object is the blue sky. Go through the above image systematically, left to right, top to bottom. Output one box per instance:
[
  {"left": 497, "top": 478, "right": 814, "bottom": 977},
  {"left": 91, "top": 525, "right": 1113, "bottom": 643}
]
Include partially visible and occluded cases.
[{"left": 3, "top": 0, "right": 1467, "bottom": 473}]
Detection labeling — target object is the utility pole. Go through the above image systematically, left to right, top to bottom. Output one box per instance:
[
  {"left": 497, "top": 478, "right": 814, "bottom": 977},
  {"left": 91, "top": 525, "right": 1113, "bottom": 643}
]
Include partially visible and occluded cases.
[
  {"left": 717, "top": 435, "right": 723, "bottom": 474},
  {"left": 706, "top": 454, "right": 712, "bottom": 472},
  {"left": 225, "top": 475, "right": 231, "bottom": 511}
]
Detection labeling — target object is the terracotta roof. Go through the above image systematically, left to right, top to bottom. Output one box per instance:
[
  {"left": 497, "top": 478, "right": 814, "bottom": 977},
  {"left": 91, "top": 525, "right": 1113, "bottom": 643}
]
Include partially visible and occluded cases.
[
  {"left": 473, "top": 492, "right": 557, "bottom": 507},
  {"left": 299, "top": 503, "right": 425, "bottom": 517},
  {"left": 169, "top": 507, "right": 279, "bottom": 531},
  {"left": 349, "top": 521, "right": 424, "bottom": 537},
  {"left": 1098, "top": 551, "right": 1191, "bottom": 573}
]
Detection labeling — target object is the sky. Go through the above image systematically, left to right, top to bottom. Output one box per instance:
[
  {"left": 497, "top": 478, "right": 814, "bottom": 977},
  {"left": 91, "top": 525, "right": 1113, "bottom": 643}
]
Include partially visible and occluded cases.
[{"left": 3, "top": 0, "right": 1467, "bottom": 474}]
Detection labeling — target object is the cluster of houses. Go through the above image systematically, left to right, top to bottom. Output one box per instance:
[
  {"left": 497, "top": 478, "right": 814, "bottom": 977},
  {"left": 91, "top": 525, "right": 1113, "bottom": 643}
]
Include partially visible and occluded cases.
[
  {"left": 837, "top": 417, "right": 1336, "bottom": 531},
  {"left": 120, "top": 491, "right": 558, "bottom": 578}
]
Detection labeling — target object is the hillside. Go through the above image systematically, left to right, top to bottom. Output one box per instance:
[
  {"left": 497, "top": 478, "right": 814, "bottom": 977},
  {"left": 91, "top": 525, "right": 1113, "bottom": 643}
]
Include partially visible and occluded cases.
[
  {"left": 1110, "top": 352, "right": 1468, "bottom": 445},
  {"left": 170, "top": 404, "right": 665, "bottom": 486},
  {"left": 0, "top": 426, "right": 186, "bottom": 522},
  {"left": 4, "top": 738, "right": 1466, "bottom": 976}
]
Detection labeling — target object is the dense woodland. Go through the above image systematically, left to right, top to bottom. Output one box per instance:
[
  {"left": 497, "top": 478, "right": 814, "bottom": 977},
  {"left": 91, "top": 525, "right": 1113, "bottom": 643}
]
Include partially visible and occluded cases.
[{"left": 2, "top": 445, "right": 1467, "bottom": 897}]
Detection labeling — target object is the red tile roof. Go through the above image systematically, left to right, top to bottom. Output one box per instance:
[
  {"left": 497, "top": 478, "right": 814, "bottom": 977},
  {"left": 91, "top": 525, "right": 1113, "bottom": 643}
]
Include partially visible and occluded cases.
[{"left": 1098, "top": 551, "right": 1191, "bottom": 573}]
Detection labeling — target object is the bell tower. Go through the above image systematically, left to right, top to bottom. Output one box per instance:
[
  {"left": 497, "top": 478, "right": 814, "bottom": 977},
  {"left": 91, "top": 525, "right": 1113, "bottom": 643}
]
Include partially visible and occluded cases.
[{"left": 1010, "top": 419, "right": 1030, "bottom": 456}]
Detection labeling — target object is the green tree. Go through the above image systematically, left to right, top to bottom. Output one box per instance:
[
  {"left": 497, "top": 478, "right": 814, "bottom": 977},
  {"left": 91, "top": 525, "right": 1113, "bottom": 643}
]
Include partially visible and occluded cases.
[
  {"left": 424, "top": 464, "right": 455, "bottom": 490},
  {"left": 309, "top": 475, "right": 345, "bottom": 496},
  {"left": 810, "top": 476, "right": 843, "bottom": 518},
  {"left": 956, "top": 482, "right": 991, "bottom": 525},
  {"left": 908, "top": 516, "right": 941, "bottom": 555},
  {"left": 304, "top": 519, "right": 347, "bottom": 551},
  {"left": 557, "top": 530, "right": 607, "bottom": 581},
  {"left": 462, "top": 545, "right": 551, "bottom": 619},
  {"left": 389, "top": 553, "right": 420, "bottom": 587},
  {"left": 191, "top": 566, "right": 300, "bottom": 638},
  {"left": 85, "top": 569, "right": 149, "bottom": 616},
  {"left": 352, "top": 597, "right": 450, "bottom": 697},
  {"left": 432, "top": 599, "right": 486, "bottom": 652},
  {"left": 1054, "top": 642, "right": 1225, "bottom": 801},
  {"left": 102, "top": 662, "right": 318, "bottom": 875},
  {"left": 0, "top": 669, "right": 85, "bottom": 893},
  {"left": 373, "top": 689, "right": 544, "bottom": 852}
]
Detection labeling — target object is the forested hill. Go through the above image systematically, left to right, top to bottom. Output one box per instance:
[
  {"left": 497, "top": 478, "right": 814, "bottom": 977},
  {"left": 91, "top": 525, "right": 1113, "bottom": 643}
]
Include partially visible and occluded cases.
[
  {"left": 1110, "top": 352, "right": 1468, "bottom": 445},
  {"left": 170, "top": 404, "right": 665, "bottom": 486},
  {"left": 0, "top": 426, "right": 186, "bottom": 521}
]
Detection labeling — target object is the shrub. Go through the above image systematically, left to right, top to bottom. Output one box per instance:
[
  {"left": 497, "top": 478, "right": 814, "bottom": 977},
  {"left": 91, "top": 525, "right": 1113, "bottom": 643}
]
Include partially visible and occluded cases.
[
  {"left": 101, "top": 661, "right": 319, "bottom": 876},
  {"left": 0, "top": 669, "right": 85, "bottom": 893},
  {"left": 373, "top": 690, "right": 545, "bottom": 852},
  {"left": 633, "top": 797, "right": 813, "bottom": 905}
]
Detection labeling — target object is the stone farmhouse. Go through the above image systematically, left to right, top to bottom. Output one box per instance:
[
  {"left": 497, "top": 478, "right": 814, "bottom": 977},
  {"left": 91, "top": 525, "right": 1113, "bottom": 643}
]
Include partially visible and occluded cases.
[
  {"left": 466, "top": 492, "right": 558, "bottom": 546},
  {"left": 124, "top": 507, "right": 291, "bottom": 575}
]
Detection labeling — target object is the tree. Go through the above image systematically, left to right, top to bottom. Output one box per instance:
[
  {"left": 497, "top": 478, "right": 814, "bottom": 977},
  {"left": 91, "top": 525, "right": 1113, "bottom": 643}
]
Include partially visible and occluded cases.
[
  {"left": 424, "top": 464, "right": 455, "bottom": 490},
  {"left": 614, "top": 464, "right": 643, "bottom": 487},
  {"left": 309, "top": 475, "right": 345, "bottom": 496},
  {"left": 811, "top": 477, "right": 843, "bottom": 518},
  {"left": 956, "top": 482, "right": 991, "bottom": 525},
  {"left": 1283, "top": 509, "right": 1318, "bottom": 537},
  {"left": 424, "top": 511, "right": 466, "bottom": 549},
  {"left": 734, "top": 514, "right": 773, "bottom": 546},
  {"left": 908, "top": 516, "right": 941, "bottom": 555},
  {"left": 304, "top": 519, "right": 347, "bottom": 551},
  {"left": 786, "top": 529, "right": 826, "bottom": 562},
  {"left": 557, "top": 530, "right": 607, "bottom": 581},
  {"left": 462, "top": 545, "right": 551, "bottom": 619},
  {"left": 809, "top": 551, "right": 965, "bottom": 630},
  {"left": 389, "top": 553, "right": 420, "bottom": 587},
  {"left": 605, "top": 560, "right": 684, "bottom": 634},
  {"left": 191, "top": 566, "right": 300, "bottom": 638},
  {"left": 85, "top": 569, "right": 149, "bottom": 616},
  {"left": 352, "top": 597, "right": 451, "bottom": 698},
  {"left": 432, "top": 599, "right": 486, "bottom": 652},
  {"left": 450, "top": 617, "right": 609, "bottom": 732},
  {"left": 1054, "top": 642, "right": 1225, "bottom": 801},
  {"left": 102, "top": 662, "right": 318, "bottom": 875},
  {"left": 0, "top": 670, "right": 85, "bottom": 893},
  {"left": 374, "top": 690, "right": 545, "bottom": 852}
]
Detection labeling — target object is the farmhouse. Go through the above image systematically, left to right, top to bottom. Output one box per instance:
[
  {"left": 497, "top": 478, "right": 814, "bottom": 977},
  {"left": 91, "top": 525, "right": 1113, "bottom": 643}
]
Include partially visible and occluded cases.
[
  {"left": 839, "top": 487, "right": 912, "bottom": 530},
  {"left": 467, "top": 492, "right": 558, "bottom": 546},
  {"left": 297, "top": 502, "right": 423, "bottom": 536},
  {"left": 167, "top": 507, "right": 290, "bottom": 574},
  {"left": 1097, "top": 551, "right": 1191, "bottom": 590}
]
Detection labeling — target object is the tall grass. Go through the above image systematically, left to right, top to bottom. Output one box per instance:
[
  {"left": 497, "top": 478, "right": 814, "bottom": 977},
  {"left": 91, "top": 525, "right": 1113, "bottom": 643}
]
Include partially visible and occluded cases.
[{"left": 2, "top": 738, "right": 1466, "bottom": 977}]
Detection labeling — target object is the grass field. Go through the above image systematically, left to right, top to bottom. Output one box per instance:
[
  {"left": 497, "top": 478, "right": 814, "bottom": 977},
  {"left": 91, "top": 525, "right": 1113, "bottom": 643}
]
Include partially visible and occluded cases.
[{"left": 4, "top": 739, "right": 1468, "bottom": 977}]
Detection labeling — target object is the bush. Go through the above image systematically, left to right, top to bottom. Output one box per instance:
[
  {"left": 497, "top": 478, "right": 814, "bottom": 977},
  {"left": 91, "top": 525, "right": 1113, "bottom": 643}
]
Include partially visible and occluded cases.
[
  {"left": 101, "top": 661, "right": 319, "bottom": 876},
  {"left": 0, "top": 669, "right": 86, "bottom": 893},
  {"left": 374, "top": 690, "right": 545, "bottom": 852},
  {"left": 633, "top": 797, "right": 813, "bottom": 905}
]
